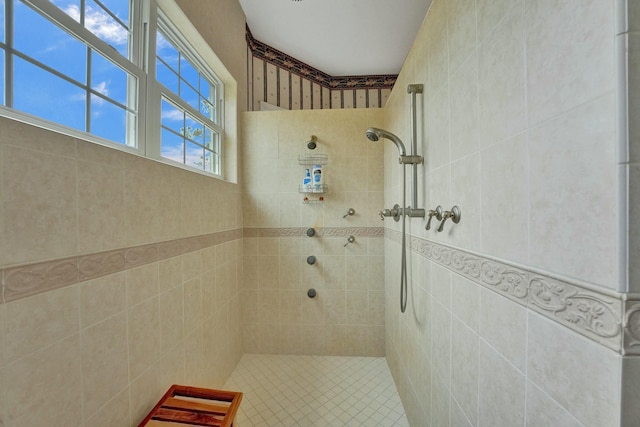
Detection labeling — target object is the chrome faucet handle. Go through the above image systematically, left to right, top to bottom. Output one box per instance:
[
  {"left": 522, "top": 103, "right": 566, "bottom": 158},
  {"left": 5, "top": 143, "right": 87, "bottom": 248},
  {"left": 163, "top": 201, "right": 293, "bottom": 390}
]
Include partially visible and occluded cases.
[
  {"left": 425, "top": 205, "right": 443, "bottom": 230},
  {"left": 437, "top": 206, "right": 461, "bottom": 232},
  {"left": 343, "top": 208, "right": 356, "bottom": 218},
  {"left": 379, "top": 210, "right": 387, "bottom": 221},
  {"left": 344, "top": 235, "right": 355, "bottom": 247}
]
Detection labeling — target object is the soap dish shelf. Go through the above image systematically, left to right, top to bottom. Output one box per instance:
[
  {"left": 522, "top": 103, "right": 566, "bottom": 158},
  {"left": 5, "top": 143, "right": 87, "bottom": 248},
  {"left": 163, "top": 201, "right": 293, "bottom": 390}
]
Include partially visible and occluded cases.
[
  {"left": 298, "top": 154, "right": 328, "bottom": 166},
  {"left": 299, "top": 184, "right": 328, "bottom": 194}
]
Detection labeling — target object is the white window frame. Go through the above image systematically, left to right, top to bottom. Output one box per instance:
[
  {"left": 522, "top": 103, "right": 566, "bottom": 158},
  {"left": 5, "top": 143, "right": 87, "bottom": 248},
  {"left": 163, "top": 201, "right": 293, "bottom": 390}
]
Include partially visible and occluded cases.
[
  {"left": 0, "top": 0, "right": 237, "bottom": 181},
  {"left": 147, "top": 6, "right": 225, "bottom": 178}
]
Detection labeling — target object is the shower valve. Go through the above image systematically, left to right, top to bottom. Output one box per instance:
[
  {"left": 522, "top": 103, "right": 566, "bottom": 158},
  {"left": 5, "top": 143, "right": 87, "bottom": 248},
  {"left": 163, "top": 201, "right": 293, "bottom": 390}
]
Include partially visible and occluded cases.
[
  {"left": 379, "top": 204, "right": 402, "bottom": 222},
  {"left": 425, "top": 206, "right": 443, "bottom": 230},
  {"left": 437, "top": 206, "right": 462, "bottom": 232}
]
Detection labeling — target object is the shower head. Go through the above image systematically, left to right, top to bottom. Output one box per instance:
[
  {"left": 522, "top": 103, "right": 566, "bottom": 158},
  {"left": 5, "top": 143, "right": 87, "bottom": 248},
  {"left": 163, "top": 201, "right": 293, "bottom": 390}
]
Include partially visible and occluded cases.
[{"left": 365, "top": 127, "right": 406, "bottom": 156}]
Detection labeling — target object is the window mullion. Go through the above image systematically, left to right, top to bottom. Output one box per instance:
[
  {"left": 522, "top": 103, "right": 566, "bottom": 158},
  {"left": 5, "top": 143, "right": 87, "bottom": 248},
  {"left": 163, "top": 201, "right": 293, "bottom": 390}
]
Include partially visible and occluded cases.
[
  {"left": 5, "top": 0, "right": 13, "bottom": 107},
  {"left": 86, "top": 45, "right": 91, "bottom": 134}
]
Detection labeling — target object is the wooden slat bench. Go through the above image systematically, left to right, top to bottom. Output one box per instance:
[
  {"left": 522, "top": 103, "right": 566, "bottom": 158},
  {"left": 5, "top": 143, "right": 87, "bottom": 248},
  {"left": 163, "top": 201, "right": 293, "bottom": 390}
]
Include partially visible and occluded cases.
[{"left": 138, "top": 385, "right": 242, "bottom": 427}]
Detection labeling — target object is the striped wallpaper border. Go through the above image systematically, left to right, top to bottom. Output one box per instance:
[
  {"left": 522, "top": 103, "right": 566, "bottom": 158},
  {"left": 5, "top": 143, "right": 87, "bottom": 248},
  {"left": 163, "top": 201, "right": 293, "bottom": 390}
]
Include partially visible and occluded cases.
[{"left": 246, "top": 25, "right": 397, "bottom": 90}]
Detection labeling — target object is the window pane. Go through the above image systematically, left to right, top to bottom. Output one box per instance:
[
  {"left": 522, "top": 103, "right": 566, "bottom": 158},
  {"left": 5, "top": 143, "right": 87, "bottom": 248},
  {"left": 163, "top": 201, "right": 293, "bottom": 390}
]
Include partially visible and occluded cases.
[
  {"left": 0, "top": 0, "right": 5, "bottom": 43},
  {"left": 48, "top": 0, "right": 129, "bottom": 58},
  {"left": 49, "top": 0, "right": 81, "bottom": 23},
  {"left": 85, "top": 0, "right": 129, "bottom": 58},
  {"left": 93, "top": 0, "right": 129, "bottom": 26},
  {"left": 15, "top": 1, "right": 87, "bottom": 83},
  {"left": 156, "top": 32, "right": 179, "bottom": 73},
  {"left": 91, "top": 50, "right": 129, "bottom": 105},
  {"left": 180, "top": 56, "right": 198, "bottom": 92},
  {"left": 14, "top": 57, "right": 86, "bottom": 131},
  {"left": 156, "top": 59, "right": 178, "bottom": 94},
  {"left": 199, "top": 75, "right": 211, "bottom": 101},
  {"left": 179, "top": 78, "right": 198, "bottom": 111},
  {"left": 90, "top": 94, "right": 127, "bottom": 144},
  {"left": 161, "top": 98, "right": 183, "bottom": 132},
  {"left": 200, "top": 98, "right": 214, "bottom": 121},
  {"left": 184, "top": 114, "right": 203, "bottom": 144},
  {"left": 161, "top": 127, "right": 184, "bottom": 163},
  {"left": 185, "top": 141, "right": 203, "bottom": 170},
  {"left": 203, "top": 150, "right": 215, "bottom": 174}
]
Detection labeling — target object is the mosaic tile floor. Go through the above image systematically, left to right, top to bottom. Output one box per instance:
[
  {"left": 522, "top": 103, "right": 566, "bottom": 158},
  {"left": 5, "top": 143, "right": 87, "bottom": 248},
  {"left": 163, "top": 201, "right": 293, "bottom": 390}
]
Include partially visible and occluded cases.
[{"left": 223, "top": 354, "right": 409, "bottom": 427}]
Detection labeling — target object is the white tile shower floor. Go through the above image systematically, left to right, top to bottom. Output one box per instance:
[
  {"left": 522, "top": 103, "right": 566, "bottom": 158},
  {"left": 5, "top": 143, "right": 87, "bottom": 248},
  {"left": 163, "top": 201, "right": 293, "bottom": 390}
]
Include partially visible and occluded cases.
[{"left": 223, "top": 354, "right": 409, "bottom": 427}]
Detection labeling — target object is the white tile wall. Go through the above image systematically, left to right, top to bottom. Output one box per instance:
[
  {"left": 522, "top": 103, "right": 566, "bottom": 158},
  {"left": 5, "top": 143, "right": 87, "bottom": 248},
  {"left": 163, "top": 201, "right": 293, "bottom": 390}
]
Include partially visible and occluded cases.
[{"left": 385, "top": 0, "right": 628, "bottom": 426}]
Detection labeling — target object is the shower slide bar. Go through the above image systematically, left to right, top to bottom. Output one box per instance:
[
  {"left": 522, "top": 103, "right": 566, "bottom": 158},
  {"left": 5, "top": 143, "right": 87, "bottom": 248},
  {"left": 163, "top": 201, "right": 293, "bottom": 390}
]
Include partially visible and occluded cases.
[{"left": 365, "top": 83, "right": 425, "bottom": 313}]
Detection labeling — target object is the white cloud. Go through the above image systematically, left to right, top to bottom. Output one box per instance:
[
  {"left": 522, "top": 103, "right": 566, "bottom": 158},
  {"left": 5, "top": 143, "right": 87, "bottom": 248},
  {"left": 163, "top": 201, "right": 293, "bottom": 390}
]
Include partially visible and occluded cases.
[
  {"left": 64, "top": 4, "right": 128, "bottom": 46},
  {"left": 93, "top": 81, "right": 110, "bottom": 96},
  {"left": 161, "top": 109, "right": 183, "bottom": 122}
]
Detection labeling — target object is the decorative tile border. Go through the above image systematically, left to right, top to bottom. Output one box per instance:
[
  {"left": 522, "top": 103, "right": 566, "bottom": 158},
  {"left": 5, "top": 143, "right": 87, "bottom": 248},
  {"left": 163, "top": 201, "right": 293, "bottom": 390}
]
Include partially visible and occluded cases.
[
  {"left": 246, "top": 25, "right": 397, "bottom": 90},
  {"left": 0, "top": 227, "right": 382, "bottom": 304},
  {"left": 243, "top": 227, "right": 384, "bottom": 238},
  {"left": 0, "top": 229, "right": 243, "bottom": 304},
  {"left": 387, "top": 229, "right": 632, "bottom": 354},
  {"left": 623, "top": 296, "right": 640, "bottom": 355}
]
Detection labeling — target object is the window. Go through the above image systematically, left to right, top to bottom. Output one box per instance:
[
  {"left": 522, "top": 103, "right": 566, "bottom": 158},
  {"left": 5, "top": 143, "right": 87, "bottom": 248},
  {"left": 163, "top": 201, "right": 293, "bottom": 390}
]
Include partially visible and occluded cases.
[
  {"left": 0, "top": 0, "right": 230, "bottom": 178},
  {"left": 154, "top": 16, "right": 223, "bottom": 175}
]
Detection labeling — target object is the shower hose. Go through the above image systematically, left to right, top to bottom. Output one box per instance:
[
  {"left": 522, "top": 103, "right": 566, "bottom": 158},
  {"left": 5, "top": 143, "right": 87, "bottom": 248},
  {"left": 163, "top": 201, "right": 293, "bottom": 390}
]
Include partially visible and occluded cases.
[{"left": 400, "top": 163, "right": 408, "bottom": 313}]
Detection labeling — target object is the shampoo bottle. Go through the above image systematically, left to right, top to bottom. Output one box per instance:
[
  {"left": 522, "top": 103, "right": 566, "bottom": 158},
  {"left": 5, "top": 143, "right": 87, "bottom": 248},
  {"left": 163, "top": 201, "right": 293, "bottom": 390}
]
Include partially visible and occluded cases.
[
  {"left": 312, "top": 164, "right": 323, "bottom": 192},
  {"left": 303, "top": 168, "right": 312, "bottom": 191}
]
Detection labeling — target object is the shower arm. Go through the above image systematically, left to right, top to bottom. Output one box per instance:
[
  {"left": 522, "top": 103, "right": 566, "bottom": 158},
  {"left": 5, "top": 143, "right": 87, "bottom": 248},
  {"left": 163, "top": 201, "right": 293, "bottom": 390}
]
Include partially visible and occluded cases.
[{"left": 406, "top": 84, "right": 425, "bottom": 218}]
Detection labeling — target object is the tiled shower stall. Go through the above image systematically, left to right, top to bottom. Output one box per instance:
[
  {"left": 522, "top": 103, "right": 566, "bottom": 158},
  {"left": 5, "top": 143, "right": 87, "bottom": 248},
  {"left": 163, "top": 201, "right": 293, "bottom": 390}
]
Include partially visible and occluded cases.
[{"left": 2, "top": 0, "right": 640, "bottom": 426}]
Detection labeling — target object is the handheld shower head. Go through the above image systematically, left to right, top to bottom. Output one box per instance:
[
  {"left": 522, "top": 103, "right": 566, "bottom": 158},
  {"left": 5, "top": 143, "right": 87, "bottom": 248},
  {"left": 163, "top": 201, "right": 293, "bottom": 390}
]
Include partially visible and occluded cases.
[{"left": 365, "top": 127, "right": 406, "bottom": 156}]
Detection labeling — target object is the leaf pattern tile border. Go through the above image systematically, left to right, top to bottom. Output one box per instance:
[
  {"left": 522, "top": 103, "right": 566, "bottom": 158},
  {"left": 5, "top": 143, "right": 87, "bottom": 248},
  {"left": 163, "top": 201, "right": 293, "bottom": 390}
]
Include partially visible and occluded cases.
[{"left": 385, "top": 228, "right": 640, "bottom": 356}]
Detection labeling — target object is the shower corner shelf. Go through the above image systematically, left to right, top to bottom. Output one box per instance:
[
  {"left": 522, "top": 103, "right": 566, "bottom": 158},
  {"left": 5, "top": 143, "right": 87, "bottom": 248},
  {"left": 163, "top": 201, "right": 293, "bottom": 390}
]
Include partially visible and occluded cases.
[
  {"left": 298, "top": 154, "right": 328, "bottom": 166},
  {"left": 299, "top": 184, "right": 328, "bottom": 194},
  {"left": 300, "top": 185, "right": 328, "bottom": 204},
  {"left": 302, "top": 196, "right": 324, "bottom": 204}
]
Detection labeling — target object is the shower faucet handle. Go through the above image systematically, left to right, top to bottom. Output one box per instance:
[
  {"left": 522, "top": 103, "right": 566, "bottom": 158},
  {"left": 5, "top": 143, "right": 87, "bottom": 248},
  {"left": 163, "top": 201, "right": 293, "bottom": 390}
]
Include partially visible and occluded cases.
[
  {"left": 425, "top": 206, "right": 443, "bottom": 230},
  {"left": 437, "top": 206, "right": 461, "bottom": 232},
  {"left": 343, "top": 208, "right": 356, "bottom": 218}
]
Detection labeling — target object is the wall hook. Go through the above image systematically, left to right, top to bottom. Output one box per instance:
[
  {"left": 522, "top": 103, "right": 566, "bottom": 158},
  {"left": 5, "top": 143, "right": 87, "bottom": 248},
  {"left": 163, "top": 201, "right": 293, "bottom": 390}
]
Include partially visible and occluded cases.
[{"left": 344, "top": 235, "right": 355, "bottom": 247}]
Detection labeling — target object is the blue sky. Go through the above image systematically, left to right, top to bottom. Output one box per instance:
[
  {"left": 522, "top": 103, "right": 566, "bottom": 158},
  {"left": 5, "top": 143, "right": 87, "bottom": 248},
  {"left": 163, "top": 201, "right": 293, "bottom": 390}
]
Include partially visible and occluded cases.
[{"left": 3, "top": 0, "right": 218, "bottom": 172}]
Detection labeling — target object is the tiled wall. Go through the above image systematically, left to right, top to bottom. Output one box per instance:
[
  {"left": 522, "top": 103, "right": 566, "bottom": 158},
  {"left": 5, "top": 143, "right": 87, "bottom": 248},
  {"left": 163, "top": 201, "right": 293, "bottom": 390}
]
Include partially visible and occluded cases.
[
  {"left": 383, "top": 0, "right": 630, "bottom": 426},
  {"left": 0, "top": 2, "right": 248, "bottom": 426},
  {"left": 240, "top": 108, "right": 387, "bottom": 355},
  {"left": 0, "top": 118, "right": 244, "bottom": 426}
]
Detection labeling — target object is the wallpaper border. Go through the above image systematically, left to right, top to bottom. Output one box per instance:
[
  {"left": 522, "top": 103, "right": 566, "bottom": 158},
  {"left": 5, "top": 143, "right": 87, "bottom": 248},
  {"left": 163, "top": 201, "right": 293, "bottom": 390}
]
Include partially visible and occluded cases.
[{"left": 246, "top": 25, "right": 397, "bottom": 90}]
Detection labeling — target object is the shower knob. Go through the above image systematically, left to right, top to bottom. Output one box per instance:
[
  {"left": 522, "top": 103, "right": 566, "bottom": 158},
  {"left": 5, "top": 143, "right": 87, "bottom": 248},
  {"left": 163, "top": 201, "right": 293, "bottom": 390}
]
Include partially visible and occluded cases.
[
  {"left": 425, "top": 206, "right": 443, "bottom": 231},
  {"left": 437, "top": 206, "right": 461, "bottom": 232},
  {"left": 342, "top": 208, "right": 355, "bottom": 218},
  {"left": 306, "top": 228, "right": 316, "bottom": 237},
  {"left": 344, "top": 235, "right": 355, "bottom": 247},
  {"left": 307, "top": 255, "right": 316, "bottom": 265},
  {"left": 307, "top": 288, "right": 317, "bottom": 298}
]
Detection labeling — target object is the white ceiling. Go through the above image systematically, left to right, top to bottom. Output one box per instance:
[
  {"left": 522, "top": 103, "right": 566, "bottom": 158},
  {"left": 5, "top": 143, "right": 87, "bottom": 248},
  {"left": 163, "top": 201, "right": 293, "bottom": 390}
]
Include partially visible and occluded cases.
[{"left": 238, "top": 0, "right": 432, "bottom": 76}]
